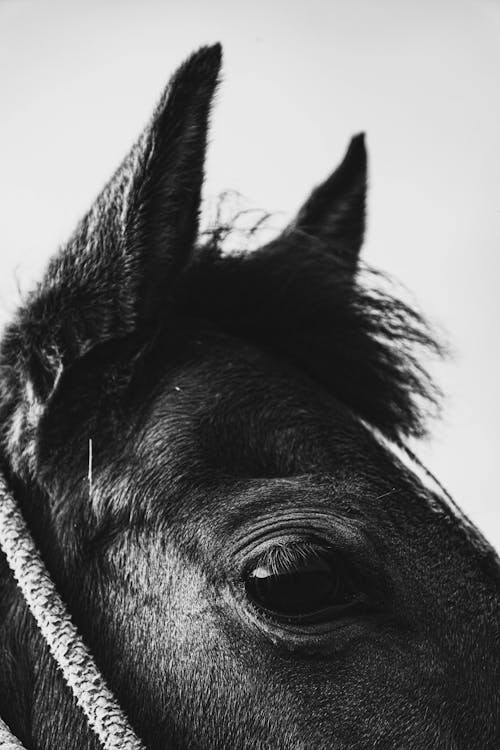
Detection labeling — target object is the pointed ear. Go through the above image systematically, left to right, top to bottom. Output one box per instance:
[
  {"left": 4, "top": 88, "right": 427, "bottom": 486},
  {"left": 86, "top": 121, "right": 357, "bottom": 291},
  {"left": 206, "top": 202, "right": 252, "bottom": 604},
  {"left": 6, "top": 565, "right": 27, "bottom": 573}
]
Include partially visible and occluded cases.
[
  {"left": 125, "top": 43, "right": 222, "bottom": 301},
  {"left": 2, "top": 44, "right": 221, "bottom": 403},
  {"left": 180, "top": 128, "right": 438, "bottom": 443},
  {"left": 289, "top": 134, "right": 367, "bottom": 271}
]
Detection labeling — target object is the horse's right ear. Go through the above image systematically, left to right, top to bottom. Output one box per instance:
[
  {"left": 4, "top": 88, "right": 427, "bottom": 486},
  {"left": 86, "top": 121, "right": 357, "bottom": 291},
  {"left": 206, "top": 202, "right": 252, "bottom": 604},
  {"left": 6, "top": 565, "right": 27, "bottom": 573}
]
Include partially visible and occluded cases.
[{"left": 1, "top": 44, "right": 221, "bottom": 405}]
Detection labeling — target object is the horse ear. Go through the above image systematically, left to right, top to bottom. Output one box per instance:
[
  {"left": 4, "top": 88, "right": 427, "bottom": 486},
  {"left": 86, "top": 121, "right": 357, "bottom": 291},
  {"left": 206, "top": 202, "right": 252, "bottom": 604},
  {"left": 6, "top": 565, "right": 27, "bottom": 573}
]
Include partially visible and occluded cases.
[
  {"left": 125, "top": 43, "right": 222, "bottom": 303},
  {"left": 2, "top": 44, "right": 221, "bottom": 403},
  {"left": 180, "top": 134, "right": 438, "bottom": 442},
  {"left": 289, "top": 134, "right": 367, "bottom": 271}
]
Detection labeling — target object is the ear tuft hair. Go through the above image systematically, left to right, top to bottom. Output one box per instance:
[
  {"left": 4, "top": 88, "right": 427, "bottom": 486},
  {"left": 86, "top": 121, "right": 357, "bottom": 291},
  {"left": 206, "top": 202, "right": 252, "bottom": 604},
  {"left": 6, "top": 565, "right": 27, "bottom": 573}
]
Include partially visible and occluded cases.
[{"left": 178, "top": 211, "right": 443, "bottom": 443}]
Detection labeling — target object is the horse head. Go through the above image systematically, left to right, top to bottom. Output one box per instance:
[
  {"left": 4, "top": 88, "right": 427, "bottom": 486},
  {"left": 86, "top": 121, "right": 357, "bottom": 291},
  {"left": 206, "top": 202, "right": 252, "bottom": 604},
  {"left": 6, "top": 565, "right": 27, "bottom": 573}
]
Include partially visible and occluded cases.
[{"left": 0, "top": 44, "right": 498, "bottom": 749}]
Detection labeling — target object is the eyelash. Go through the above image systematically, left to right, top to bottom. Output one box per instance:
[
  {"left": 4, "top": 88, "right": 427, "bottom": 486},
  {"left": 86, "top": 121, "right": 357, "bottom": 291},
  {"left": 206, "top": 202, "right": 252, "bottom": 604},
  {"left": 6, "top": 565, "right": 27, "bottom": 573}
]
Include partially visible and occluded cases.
[{"left": 249, "top": 540, "right": 330, "bottom": 576}]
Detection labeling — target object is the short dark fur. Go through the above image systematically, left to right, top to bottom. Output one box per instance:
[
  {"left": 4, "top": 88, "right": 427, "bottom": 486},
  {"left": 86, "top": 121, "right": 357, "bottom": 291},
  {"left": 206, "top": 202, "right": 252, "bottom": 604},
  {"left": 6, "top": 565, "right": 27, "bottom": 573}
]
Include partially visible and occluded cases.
[{"left": 0, "top": 44, "right": 499, "bottom": 749}]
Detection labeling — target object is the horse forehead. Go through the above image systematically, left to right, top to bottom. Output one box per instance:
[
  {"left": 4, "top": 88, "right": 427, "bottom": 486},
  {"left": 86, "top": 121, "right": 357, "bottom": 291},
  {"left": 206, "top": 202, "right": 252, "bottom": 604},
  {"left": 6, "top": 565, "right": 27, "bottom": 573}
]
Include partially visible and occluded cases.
[
  {"left": 122, "top": 334, "right": 391, "bottom": 502},
  {"left": 134, "top": 335, "right": 361, "bottom": 456}
]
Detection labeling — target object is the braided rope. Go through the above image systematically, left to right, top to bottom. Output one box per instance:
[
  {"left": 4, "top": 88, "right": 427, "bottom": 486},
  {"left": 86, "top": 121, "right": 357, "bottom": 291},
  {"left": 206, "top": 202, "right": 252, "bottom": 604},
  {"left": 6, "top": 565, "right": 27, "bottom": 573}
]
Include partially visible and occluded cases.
[
  {"left": 0, "top": 472, "right": 146, "bottom": 750},
  {"left": 0, "top": 717, "right": 25, "bottom": 749}
]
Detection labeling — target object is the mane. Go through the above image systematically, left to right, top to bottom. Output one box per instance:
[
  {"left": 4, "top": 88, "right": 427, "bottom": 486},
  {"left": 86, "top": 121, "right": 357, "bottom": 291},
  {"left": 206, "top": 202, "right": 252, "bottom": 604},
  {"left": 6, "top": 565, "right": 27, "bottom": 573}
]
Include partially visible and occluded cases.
[{"left": 175, "top": 207, "right": 445, "bottom": 444}]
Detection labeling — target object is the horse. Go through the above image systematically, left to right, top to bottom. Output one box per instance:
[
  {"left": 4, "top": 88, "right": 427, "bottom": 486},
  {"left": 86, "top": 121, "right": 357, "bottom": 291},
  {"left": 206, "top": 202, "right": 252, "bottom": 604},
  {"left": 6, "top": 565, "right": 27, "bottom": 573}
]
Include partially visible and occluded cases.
[{"left": 0, "top": 43, "right": 498, "bottom": 750}]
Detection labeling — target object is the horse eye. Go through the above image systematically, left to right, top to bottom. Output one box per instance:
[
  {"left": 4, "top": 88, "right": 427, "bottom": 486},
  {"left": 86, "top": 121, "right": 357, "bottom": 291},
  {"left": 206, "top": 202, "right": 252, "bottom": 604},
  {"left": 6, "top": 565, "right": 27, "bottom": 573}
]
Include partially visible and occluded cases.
[{"left": 244, "top": 549, "right": 358, "bottom": 623}]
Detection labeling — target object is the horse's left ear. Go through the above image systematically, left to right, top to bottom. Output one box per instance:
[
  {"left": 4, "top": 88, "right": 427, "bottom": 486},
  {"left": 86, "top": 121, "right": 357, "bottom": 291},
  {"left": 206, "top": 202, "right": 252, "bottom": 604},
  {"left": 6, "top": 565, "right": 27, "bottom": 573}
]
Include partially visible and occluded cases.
[
  {"left": 1, "top": 44, "right": 221, "bottom": 405},
  {"left": 288, "top": 133, "right": 367, "bottom": 271}
]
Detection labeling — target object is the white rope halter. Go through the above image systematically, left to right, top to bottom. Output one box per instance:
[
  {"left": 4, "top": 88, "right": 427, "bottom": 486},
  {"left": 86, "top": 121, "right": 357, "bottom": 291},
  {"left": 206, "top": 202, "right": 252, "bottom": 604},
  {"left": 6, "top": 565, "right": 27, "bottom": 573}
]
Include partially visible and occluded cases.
[{"left": 0, "top": 471, "right": 147, "bottom": 749}]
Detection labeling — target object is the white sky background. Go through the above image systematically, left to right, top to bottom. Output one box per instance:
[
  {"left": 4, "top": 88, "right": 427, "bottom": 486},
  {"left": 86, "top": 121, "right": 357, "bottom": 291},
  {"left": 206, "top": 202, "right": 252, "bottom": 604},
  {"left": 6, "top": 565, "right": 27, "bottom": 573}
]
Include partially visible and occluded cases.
[{"left": 1, "top": 0, "right": 499, "bottom": 549}]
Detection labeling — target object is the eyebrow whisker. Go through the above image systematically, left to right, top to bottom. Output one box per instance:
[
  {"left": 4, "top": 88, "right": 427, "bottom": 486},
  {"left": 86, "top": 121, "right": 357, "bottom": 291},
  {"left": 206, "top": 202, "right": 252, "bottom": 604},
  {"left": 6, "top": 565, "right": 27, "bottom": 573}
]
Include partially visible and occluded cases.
[
  {"left": 88, "top": 438, "right": 93, "bottom": 498},
  {"left": 374, "top": 488, "right": 399, "bottom": 501}
]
